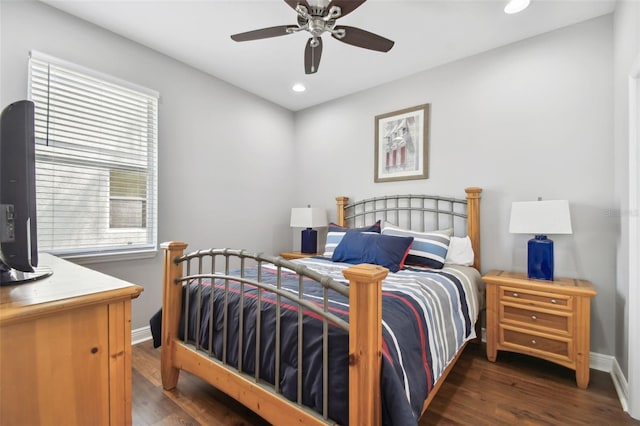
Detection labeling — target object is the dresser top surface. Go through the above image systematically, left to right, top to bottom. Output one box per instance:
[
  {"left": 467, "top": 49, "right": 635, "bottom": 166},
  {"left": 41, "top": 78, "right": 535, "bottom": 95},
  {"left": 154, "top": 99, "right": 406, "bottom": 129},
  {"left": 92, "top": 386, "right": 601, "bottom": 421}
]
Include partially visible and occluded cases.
[
  {"left": 1, "top": 253, "right": 143, "bottom": 324},
  {"left": 483, "top": 270, "right": 596, "bottom": 296}
]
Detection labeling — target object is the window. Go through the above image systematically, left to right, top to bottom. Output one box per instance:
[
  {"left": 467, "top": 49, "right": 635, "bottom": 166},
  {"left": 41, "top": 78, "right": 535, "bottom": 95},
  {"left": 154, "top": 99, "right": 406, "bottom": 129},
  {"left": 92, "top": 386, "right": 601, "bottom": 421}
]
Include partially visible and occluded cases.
[
  {"left": 29, "top": 51, "right": 158, "bottom": 260},
  {"left": 109, "top": 170, "right": 147, "bottom": 229}
]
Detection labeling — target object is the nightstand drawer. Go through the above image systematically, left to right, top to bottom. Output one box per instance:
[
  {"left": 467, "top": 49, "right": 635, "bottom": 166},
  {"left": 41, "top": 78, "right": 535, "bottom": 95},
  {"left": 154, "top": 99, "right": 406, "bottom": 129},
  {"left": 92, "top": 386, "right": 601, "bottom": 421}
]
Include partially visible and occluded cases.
[
  {"left": 484, "top": 270, "right": 596, "bottom": 389},
  {"left": 501, "top": 286, "right": 572, "bottom": 309},
  {"left": 502, "top": 304, "right": 570, "bottom": 334},
  {"left": 502, "top": 328, "right": 569, "bottom": 358}
]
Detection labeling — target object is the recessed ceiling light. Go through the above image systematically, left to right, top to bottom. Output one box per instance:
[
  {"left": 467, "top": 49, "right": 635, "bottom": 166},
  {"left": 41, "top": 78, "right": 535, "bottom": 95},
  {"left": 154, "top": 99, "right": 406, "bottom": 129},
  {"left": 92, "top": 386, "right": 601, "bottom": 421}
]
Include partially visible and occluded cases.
[
  {"left": 504, "top": 0, "right": 530, "bottom": 14},
  {"left": 292, "top": 83, "right": 306, "bottom": 92}
]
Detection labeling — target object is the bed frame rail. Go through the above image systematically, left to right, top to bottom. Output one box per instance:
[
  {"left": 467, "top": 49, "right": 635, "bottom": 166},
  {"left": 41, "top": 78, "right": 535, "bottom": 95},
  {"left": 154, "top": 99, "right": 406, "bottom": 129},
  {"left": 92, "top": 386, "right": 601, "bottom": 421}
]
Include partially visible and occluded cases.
[{"left": 161, "top": 242, "right": 389, "bottom": 425}]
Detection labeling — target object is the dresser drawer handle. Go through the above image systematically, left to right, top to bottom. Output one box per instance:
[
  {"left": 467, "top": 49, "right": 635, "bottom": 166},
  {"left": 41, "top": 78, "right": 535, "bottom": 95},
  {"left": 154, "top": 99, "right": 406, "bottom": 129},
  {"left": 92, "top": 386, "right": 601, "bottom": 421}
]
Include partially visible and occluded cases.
[
  {"left": 512, "top": 292, "right": 519, "bottom": 297},
  {"left": 550, "top": 299, "right": 557, "bottom": 304},
  {"left": 531, "top": 315, "right": 537, "bottom": 321},
  {"left": 531, "top": 339, "right": 537, "bottom": 345}
]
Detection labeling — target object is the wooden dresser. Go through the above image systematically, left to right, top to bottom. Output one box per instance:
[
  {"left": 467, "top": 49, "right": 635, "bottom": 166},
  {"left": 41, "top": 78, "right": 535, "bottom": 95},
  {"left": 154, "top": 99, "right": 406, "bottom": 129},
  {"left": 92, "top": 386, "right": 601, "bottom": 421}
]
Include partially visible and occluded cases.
[
  {"left": 0, "top": 253, "right": 143, "bottom": 425},
  {"left": 483, "top": 270, "right": 596, "bottom": 389}
]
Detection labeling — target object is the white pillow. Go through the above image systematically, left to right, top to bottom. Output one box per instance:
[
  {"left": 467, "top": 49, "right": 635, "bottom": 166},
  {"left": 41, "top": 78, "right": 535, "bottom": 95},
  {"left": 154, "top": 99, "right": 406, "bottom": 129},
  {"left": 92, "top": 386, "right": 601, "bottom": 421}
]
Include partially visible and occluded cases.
[{"left": 445, "top": 236, "right": 475, "bottom": 266}]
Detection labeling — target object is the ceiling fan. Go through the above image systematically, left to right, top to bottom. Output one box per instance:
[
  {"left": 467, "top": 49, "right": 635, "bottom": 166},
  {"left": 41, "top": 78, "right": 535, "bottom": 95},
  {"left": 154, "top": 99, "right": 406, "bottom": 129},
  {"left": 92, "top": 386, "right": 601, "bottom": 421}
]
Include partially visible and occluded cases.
[{"left": 230, "top": 0, "right": 394, "bottom": 74}]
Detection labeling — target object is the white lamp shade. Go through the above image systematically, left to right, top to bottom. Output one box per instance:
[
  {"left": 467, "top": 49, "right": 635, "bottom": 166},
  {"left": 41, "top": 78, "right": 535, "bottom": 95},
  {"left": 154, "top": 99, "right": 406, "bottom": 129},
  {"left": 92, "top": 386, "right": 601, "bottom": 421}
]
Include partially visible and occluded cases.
[
  {"left": 509, "top": 200, "right": 573, "bottom": 235},
  {"left": 290, "top": 207, "right": 327, "bottom": 228}
]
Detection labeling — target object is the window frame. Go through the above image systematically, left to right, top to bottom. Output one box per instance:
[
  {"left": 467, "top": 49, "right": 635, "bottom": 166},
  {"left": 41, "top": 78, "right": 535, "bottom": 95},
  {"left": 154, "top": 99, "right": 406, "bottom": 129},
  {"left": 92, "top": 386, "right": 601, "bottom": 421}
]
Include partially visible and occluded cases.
[{"left": 28, "top": 51, "right": 159, "bottom": 264}]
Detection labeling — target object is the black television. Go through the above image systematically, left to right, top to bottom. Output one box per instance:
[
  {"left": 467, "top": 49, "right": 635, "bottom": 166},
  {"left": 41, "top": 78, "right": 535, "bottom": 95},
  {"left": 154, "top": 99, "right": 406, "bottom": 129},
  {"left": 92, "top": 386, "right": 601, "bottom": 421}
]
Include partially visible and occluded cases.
[{"left": 0, "top": 100, "right": 51, "bottom": 285}]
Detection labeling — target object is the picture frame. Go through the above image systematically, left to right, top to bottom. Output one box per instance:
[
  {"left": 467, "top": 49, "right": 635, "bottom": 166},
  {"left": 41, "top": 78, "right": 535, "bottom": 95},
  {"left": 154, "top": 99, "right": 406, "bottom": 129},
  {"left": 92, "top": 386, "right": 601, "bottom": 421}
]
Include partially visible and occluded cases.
[{"left": 374, "top": 103, "right": 430, "bottom": 183}]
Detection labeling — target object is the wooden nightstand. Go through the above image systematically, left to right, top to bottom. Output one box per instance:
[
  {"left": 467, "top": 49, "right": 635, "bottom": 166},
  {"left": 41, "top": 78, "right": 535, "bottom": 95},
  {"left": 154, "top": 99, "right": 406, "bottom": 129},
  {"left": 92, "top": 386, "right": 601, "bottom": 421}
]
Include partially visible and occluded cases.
[
  {"left": 279, "top": 251, "right": 318, "bottom": 260},
  {"left": 483, "top": 270, "right": 596, "bottom": 389}
]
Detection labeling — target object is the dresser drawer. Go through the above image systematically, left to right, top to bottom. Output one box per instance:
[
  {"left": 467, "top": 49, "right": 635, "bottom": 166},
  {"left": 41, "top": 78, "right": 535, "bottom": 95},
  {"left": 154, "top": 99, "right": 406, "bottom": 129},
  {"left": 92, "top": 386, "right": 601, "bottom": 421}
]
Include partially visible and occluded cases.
[
  {"left": 501, "top": 286, "right": 572, "bottom": 309},
  {"left": 501, "top": 303, "right": 571, "bottom": 334},
  {"left": 502, "top": 328, "right": 569, "bottom": 358}
]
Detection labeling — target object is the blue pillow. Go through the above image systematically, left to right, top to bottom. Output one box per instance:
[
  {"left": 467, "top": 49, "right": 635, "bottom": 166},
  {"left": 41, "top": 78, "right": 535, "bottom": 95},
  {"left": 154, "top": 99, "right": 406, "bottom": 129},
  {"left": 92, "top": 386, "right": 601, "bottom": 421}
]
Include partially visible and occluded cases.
[
  {"left": 323, "top": 220, "right": 381, "bottom": 258},
  {"left": 331, "top": 231, "right": 414, "bottom": 273}
]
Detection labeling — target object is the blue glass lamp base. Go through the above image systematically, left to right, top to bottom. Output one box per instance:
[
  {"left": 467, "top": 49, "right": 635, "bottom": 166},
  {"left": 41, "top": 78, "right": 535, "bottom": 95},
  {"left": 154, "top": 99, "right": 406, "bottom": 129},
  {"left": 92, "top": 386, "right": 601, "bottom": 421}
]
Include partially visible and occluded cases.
[
  {"left": 300, "top": 228, "right": 317, "bottom": 254},
  {"left": 528, "top": 235, "right": 554, "bottom": 281}
]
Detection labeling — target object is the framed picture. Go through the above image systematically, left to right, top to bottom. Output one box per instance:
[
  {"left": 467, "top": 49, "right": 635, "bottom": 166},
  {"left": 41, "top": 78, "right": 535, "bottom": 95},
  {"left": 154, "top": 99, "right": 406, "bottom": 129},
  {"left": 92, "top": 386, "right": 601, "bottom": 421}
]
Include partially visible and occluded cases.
[{"left": 374, "top": 103, "right": 430, "bottom": 183}]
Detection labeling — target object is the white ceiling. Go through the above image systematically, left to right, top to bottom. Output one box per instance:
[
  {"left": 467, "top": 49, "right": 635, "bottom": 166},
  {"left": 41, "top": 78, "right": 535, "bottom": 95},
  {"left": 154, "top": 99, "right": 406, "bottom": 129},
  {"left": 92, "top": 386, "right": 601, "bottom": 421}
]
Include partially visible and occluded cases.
[{"left": 41, "top": 0, "right": 616, "bottom": 111}]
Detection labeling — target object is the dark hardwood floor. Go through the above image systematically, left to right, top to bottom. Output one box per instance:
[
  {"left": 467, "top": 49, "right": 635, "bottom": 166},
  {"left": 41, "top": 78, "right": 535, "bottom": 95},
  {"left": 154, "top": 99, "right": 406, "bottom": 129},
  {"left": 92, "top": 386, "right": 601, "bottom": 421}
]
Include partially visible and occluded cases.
[{"left": 132, "top": 340, "right": 639, "bottom": 425}]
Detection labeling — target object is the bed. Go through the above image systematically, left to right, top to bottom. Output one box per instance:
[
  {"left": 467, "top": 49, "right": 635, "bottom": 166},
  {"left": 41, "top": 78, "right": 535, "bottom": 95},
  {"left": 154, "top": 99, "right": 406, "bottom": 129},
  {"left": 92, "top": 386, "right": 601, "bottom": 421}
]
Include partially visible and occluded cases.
[{"left": 156, "top": 187, "right": 482, "bottom": 425}]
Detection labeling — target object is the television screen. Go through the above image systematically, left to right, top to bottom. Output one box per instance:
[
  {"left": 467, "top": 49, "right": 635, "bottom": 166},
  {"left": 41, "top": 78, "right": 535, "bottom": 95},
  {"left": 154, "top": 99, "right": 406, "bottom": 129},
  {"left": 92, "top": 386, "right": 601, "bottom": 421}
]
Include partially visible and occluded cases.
[{"left": 0, "top": 100, "right": 51, "bottom": 285}]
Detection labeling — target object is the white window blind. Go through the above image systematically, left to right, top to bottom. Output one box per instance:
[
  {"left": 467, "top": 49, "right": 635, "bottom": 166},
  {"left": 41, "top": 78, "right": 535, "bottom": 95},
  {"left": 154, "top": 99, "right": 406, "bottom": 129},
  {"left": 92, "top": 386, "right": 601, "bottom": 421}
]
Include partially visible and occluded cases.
[{"left": 28, "top": 51, "right": 158, "bottom": 259}]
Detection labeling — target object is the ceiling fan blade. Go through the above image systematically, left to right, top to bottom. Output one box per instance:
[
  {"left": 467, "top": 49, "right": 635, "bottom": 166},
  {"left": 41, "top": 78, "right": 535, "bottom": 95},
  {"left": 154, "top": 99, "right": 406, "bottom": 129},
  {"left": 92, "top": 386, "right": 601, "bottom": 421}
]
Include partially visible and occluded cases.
[
  {"left": 284, "top": 0, "right": 310, "bottom": 11},
  {"left": 328, "top": 0, "right": 367, "bottom": 18},
  {"left": 332, "top": 25, "right": 394, "bottom": 52},
  {"left": 231, "top": 26, "right": 295, "bottom": 42},
  {"left": 304, "top": 37, "right": 323, "bottom": 74}
]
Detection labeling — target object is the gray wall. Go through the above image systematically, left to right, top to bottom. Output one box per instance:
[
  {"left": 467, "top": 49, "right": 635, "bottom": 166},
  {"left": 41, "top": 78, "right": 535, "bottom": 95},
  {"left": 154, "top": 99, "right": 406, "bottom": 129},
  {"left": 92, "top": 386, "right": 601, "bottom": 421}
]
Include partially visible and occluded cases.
[
  {"left": 613, "top": 0, "right": 640, "bottom": 382},
  {"left": 0, "top": 1, "right": 624, "bottom": 361},
  {"left": 1, "top": 1, "right": 296, "bottom": 330},
  {"left": 293, "top": 16, "right": 615, "bottom": 356}
]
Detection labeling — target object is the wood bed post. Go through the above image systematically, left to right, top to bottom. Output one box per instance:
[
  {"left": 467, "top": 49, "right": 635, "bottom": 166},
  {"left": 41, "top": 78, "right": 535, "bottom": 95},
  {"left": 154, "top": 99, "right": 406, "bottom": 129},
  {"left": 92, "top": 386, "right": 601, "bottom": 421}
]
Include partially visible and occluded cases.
[
  {"left": 465, "top": 187, "right": 482, "bottom": 271},
  {"left": 336, "top": 196, "right": 349, "bottom": 227},
  {"left": 160, "top": 241, "right": 188, "bottom": 390},
  {"left": 342, "top": 264, "right": 389, "bottom": 426}
]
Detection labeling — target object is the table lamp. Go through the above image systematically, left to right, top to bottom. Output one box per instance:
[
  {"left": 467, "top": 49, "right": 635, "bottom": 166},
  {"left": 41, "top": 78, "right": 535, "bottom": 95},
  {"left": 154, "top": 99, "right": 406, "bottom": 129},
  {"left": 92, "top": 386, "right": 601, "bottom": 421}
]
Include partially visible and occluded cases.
[
  {"left": 509, "top": 199, "right": 572, "bottom": 281},
  {"left": 290, "top": 206, "right": 327, "bottom": 254}
]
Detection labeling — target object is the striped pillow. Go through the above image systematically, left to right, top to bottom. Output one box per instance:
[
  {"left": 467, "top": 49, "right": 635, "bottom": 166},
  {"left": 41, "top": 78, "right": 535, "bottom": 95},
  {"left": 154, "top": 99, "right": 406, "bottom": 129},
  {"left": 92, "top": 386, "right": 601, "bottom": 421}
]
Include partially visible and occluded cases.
[
  {"left": 323, "top": 220, "right": 381, "bottom": 258},
  {"left": 381, "top": 223, "right": 450, "bottom": 269}
]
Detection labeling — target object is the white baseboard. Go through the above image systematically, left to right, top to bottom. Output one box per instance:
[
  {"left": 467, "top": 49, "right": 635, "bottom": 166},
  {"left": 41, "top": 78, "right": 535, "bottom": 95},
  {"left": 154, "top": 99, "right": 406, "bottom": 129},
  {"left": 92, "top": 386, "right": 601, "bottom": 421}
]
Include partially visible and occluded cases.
[
  {"left": 131, "top": 325, "right": 153, "bottom": 345},
  {"left": 131, "top": 325, "right": 629, "bottom": 412},
  {"left": 481, "top": 327, "right": 628, "bottom": 411},
  {"left": 587, "top": 351, "right": 632, "bottom": 413},
  {"left": 588, "top": 351, "right": 631, "bottom": 411},
  {"left": 590, "top": 351, "right": 613, "bottom": 372},
  {"left": 609, "top": 356, "right": 630, "bottom": 413}
]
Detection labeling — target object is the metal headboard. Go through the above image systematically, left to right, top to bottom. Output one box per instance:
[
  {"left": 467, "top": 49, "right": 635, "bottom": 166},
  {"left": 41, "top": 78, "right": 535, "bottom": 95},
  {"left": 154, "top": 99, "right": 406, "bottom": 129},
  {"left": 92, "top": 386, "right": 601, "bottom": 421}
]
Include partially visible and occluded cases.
[
  {"left": 335, "top": 187, "right": 482, "bottom": 270},
  {"left": 342, "top": 194, "right": 468, "bottom": 235}
]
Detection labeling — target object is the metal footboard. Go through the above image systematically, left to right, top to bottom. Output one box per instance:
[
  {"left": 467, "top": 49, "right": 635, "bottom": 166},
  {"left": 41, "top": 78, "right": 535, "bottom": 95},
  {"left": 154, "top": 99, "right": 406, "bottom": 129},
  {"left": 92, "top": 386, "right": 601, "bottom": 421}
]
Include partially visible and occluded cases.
[{"left": 173, "top": 248, "right": 349, "bottom": 422}]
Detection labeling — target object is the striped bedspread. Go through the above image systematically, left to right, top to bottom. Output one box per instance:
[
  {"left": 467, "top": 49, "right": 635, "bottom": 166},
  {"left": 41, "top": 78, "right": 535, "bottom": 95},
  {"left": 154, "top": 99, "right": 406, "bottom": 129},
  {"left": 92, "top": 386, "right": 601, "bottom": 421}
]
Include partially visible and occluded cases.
[{"left": 178, "top": 257, "right": 482, "bottom": 425}]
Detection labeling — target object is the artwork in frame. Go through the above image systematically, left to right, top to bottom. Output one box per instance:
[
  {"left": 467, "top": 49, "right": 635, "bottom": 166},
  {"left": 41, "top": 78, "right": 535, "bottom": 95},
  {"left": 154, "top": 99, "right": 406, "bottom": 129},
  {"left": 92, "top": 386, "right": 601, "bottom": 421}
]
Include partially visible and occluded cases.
[{"left": 374, "top": 103, "right": 430, "bottom": 183}]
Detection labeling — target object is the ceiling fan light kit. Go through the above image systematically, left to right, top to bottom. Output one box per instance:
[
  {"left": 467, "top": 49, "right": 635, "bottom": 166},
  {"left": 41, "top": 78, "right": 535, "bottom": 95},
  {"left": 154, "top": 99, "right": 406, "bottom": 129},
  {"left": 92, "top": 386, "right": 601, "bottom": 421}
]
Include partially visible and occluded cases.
[
  {"left": 230, "top": 0, "right": 394, "bottom": 75},
  {"left": 504, "top": 0, "right": 531, "bottom": 14}
]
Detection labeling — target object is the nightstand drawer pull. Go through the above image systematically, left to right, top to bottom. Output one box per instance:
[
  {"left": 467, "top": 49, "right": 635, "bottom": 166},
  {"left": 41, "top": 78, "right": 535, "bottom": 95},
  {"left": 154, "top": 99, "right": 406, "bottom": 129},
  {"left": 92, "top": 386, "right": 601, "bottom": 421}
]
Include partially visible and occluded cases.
[
  {"left": 500, "top": 287, "right": 571, "bottom": 307},
  {"left": 531, "top": 315, "right": 537, "bottom": 321},
  {"left": 531, "top": 339, "right": 537, "bottom": 345}
]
